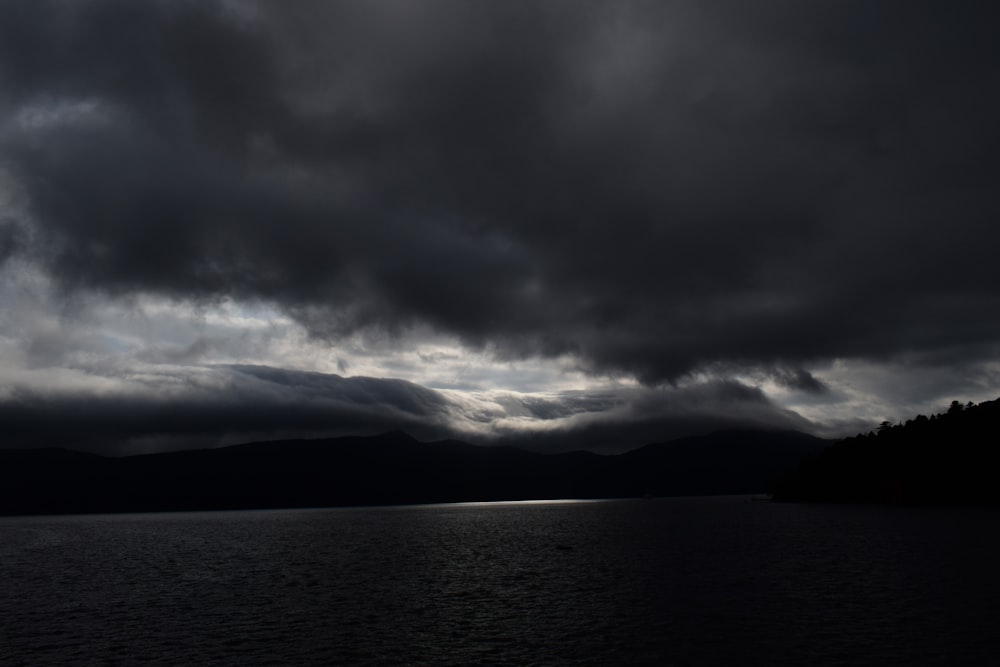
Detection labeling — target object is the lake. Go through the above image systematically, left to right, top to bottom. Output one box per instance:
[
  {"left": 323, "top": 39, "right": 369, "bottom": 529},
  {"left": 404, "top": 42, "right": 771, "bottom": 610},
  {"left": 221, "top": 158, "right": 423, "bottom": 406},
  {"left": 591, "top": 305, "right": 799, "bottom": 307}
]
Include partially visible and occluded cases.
[{"left": 2, "top": 496, "right": 998, "bottom": 665}]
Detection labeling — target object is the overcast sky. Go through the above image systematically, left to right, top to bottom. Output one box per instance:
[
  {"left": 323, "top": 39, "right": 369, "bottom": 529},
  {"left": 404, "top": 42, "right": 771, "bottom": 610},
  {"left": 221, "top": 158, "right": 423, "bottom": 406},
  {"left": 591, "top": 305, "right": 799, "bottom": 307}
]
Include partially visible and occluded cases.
[{"left": 1, "top": 0, "right": 999, "bottom": 454}]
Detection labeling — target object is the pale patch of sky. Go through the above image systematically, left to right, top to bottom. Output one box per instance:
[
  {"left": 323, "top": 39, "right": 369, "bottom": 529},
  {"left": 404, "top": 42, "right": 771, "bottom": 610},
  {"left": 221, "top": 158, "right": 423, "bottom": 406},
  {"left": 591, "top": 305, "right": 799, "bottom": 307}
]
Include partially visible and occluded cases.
[
  {"left": 14, "top": 97, "right": 119, "bottom": 131},
  {"left": 7, "top": 263, "right": 992, "bottom": 443},
  {"left": 0, "top": 269, "right": 633, "bottom": 405},
  {"left": 797, "top": 358, "right": 1000, "bottom": 437}
]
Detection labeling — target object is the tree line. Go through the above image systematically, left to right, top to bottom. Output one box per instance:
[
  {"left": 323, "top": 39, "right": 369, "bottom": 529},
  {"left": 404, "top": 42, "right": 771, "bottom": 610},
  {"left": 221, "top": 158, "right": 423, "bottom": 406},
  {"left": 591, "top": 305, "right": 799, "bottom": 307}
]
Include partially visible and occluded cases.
[{"left": 771, "top": 398, "right": 1000, "bottom": 504}]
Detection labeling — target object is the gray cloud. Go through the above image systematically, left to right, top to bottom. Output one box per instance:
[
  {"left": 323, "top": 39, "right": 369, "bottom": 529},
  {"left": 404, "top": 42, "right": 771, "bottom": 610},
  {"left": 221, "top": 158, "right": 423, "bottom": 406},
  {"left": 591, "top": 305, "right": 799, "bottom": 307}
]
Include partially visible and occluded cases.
[
  {"left": 0, "top": 1, "right": 998, "bottom": 449},
  {"left": 0, "top": 218, "right": 25, "bottom": 264},
  {"left": 0, "top": 363, "right": 809, "bottom": 454},
  {"left": 0, "top": 364, "right": 453, "bottom": 453},
  {"left": 767, "top": 367, "right": 829, "bottom": 395},
  {"left": 482, "top": 378, "right": 815, "bottom": 453}
]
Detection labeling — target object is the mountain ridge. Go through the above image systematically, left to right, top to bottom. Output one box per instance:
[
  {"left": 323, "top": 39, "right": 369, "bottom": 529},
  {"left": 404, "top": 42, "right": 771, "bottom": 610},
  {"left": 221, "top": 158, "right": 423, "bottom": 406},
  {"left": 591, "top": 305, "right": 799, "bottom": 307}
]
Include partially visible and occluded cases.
[{"left": 0, "top": 428, "right": 827, "bottom": 516}]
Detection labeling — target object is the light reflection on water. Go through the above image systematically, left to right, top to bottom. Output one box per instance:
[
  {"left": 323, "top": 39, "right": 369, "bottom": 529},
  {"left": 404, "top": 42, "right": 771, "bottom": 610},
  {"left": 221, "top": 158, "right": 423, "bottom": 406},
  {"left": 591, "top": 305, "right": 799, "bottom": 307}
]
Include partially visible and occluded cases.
[
  {"left": 2, "top": 496, "right": 999, "bottom": 665},
  {"left": 424, "top": 497, "right": 611, "bottom": 508}
]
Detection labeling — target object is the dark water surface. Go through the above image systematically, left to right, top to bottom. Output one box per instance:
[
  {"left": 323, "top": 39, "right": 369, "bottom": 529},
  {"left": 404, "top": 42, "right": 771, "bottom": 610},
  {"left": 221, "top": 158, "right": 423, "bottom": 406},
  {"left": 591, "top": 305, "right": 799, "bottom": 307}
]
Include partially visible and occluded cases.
[{"left": 2, "top": 497, "right": 998, "bottom": 665}]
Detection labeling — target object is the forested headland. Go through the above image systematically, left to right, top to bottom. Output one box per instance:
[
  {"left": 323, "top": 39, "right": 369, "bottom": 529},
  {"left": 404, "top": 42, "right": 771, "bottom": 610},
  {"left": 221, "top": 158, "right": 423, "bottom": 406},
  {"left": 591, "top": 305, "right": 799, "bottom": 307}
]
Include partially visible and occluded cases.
[{"left": 771, "top": 398, "right": 1000, "bottom": 504}]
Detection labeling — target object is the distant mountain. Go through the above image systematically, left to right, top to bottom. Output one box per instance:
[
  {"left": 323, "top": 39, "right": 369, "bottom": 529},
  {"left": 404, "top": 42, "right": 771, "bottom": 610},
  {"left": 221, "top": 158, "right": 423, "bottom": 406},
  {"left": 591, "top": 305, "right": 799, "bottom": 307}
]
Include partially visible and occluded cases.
[
  {"left": 771, "top": 398, "right": 1000, "bottom": 505},
  {"left": 0, "top": 429, "right": 828, "bottom": 516},
  {"left": 617, "top": 429, "right": 829, "bottom": 497}
]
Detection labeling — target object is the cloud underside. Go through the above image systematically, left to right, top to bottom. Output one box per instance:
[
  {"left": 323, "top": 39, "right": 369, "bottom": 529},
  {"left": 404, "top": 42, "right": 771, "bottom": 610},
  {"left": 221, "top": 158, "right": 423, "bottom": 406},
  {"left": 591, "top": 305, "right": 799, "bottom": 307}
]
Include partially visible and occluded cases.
[
  {"left": 1, "top": 1, "right": 999, "bottom": 451},
  {"left": 0, "top": 364, "right": 810, "bottom": 454}
]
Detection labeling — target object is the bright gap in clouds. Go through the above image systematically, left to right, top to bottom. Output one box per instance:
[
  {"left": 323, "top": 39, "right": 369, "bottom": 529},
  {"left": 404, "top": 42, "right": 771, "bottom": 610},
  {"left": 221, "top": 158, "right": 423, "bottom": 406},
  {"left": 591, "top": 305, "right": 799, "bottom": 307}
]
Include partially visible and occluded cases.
[
  {"left": 2, "top": 254, "right": 995, "bottom": 454},
  {"left": 0, "top": 255, "right": 577, "bottom": 391},
  {"left": 0, "top": 258, "right": 819, "bottom": 452}
]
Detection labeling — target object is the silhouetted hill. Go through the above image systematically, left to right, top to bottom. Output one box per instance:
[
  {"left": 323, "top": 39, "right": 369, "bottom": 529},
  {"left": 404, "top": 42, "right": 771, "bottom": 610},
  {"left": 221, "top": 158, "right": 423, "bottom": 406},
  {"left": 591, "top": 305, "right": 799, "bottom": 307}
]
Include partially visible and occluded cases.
[
  {"left": 771, "top": 398, "right": 1000, "bottom": 504},
  {"left": 0, "top": 429, "right": 828, "bottom": 516},
  {"left": 618, "top": 430, "right": 829, "bottom": 497}
]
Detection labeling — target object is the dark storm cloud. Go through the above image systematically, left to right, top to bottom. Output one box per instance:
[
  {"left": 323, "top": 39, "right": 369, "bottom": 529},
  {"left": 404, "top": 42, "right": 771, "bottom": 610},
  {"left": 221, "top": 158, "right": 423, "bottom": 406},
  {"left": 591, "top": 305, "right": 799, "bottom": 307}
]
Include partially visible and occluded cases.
[
  {"left": 3, "top": 0, "right": 1000, "bottom": 382},
  {"left": 0, "top": 218, "right": 25, "bottom": 264},
  {"left": 226, "top": 364, "right": 451, "bottom": 419},
  {"left": 0, "top": 365, "right": 458, "bottom": 453},
  {"left": 767, "top": 367, "right": 828, "bottom": 395}
]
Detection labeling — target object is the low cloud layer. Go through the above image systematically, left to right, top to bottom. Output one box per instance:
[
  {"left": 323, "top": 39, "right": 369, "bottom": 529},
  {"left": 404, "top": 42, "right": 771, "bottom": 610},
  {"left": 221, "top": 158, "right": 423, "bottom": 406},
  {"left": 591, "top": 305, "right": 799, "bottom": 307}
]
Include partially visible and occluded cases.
[
  {"left": 1, "top": 1, "right": 998, "bottom": 451},
  {"left": 0, "top": 363, "right": 809, "bottom": 454}
]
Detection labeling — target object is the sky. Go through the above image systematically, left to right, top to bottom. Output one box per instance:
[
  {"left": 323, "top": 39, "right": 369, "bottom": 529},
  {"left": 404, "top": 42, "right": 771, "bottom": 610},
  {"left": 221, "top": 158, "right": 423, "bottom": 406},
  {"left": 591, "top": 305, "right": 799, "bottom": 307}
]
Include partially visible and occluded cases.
[{"left": 1, "top": 0, "right": 999, "bottom": 454}]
